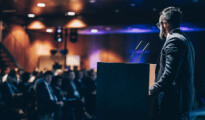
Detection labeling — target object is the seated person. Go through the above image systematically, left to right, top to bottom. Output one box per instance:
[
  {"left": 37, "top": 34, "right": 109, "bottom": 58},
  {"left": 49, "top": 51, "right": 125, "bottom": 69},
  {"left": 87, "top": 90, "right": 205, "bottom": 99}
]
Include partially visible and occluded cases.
[
  {"left": 0, "top": 70, "right": 23, "bottom": 120},
  {"left": 84, "top": 70, "right": 97, "bottom": 120},
  {"left": 36, "top": 71, "right": 63, "bottom": 120},
  {"left": 62, "top": 71, "right": 84, "bottom": 120},
  {"left": 74, "top": 71, "right": 86, "bottom": 103},
  {"left": 51, "top": 75, "right": 65, "bottom": 120},
  {"left": 51, "top": 75, "right": 65, "bottom": 102}
]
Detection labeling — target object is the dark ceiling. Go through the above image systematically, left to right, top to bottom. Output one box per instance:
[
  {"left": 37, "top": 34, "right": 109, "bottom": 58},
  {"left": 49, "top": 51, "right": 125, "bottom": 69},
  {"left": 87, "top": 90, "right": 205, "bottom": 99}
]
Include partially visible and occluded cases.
[{"left": 0, "top": 0, "right": 205, "bottom": 26}]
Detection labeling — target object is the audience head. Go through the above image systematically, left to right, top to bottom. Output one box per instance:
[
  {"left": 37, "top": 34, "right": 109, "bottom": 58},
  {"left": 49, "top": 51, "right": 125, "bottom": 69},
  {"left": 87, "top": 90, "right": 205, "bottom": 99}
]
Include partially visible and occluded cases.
[
  {"left": 5, "top": 67, "right": 11, "bottom": 74},
  {"left": 17, "top": 68, "right": 24, "bottom": 76},
  {"left": 81, "top": 69, "right": 88, "bottom": 78},
  {"left": 87, "top": 69, "right": 96, "bottom": 81},
  {"left": 7, "top": 70, "right": 17, "bottom": 83},
  {"left": 65, "top": 70, "right": 75, "bottom": 81},
  {"left": 32, "top": 71, "right": 38, "bottom": 77},
  {"left": 38, "top": 71, "right": 43, "bottom": 78},
  {"left": 43, "top": 71, "right": 53, "bottom": 83},
  {"left": 76, "top": 71, "right": 83, "bottom": 80},
  {"left": 22, "top": 72, "right": 31, "bottom": 83},
  {"left": 52, "top": 75, "right": 63, "bottom": 87}
]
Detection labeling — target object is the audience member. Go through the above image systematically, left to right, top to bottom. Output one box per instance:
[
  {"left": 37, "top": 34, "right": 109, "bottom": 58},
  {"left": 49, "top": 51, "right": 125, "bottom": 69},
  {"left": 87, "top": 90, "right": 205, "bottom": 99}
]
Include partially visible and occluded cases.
[
  {"left": 0, "top": 67, "right": 98, "bottom": 120},
  {"left": 16, "top": 68, "right": 24, "bottom": 84},
  {"left": 0, "top": 70, "right": 23, "bottom": 120},
  {"left": 84, "top": 70, "right": 97, "bottom": 120},
  {"left": 36, "top": 71, "right": 63, "bottom": 120},
  {"left": 62, "top": 71, "right": 84, "bottom": 120},
  {"left": 75, "top": 71, "right": 86, "bottom": 103},
  {"left": 51, "top": 76, "right": 65, "bottom": 120}
]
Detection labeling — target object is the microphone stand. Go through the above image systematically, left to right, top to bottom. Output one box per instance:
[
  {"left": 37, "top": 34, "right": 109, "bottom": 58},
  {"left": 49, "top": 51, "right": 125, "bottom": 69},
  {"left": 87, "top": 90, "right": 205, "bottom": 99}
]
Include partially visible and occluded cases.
[
  {"left": 128, "top": 41, "right": 143, "bottom": 62},
  {"left": 136, "top": 43, "right": 150, "bottom": 63}
]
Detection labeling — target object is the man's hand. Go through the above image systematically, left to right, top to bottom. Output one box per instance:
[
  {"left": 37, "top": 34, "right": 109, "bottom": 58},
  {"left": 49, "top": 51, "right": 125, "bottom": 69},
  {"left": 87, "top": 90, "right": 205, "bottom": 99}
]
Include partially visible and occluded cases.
[
  {"left": 92, "top": 90, "right": 96, "bottom": 95},
  {"left": 149, "top": 91, "right": 151, "bottom": 95},
  {"left": 12, "top": 93, "right": 23, "bottom": 97},
  {"left": 81, "top": 98, "right": 85, "bottom": 103},
  {"left": 56, "top": 101, "right": 64, "bottom": 107}
]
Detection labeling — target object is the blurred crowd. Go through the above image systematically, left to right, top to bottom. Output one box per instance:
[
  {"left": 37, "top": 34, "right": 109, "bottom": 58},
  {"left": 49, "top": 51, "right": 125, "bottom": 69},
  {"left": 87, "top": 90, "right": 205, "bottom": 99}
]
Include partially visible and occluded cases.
[{"left": 0, "top": 67, "right": 97, "bottom": 120}]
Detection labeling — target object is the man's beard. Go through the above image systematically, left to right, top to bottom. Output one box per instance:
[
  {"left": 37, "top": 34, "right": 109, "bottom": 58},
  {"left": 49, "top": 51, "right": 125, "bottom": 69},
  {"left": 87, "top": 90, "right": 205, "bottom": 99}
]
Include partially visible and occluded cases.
[{"left": 159, "top": 26, "right": 166, "bottom": 40}]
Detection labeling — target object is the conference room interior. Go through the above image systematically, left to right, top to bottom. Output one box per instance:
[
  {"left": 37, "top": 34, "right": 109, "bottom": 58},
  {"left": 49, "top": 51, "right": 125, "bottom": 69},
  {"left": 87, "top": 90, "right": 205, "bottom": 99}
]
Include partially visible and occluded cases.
[{"left": 0, "top": 0, "right": 205, "bottom": 120}]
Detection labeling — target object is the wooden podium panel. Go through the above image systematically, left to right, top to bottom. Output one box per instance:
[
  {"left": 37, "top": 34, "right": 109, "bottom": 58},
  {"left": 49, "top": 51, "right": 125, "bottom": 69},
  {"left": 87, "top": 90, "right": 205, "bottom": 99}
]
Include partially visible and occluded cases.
[
  {"left": 97, "top": 63, "right": 155, "bottom": 120},
  {"left": 149, "top": 64, "right": 156, "bottom": 88}
]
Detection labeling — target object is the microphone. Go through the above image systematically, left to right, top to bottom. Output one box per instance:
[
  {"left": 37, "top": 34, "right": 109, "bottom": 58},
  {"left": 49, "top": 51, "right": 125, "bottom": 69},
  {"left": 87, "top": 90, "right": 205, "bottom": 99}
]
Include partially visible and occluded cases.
[
  {"left": 128, "top": 41, "right": 143, "bottom": 62},
  {"left": 136, "top": 43, "right": 150, "bottom": 63}
]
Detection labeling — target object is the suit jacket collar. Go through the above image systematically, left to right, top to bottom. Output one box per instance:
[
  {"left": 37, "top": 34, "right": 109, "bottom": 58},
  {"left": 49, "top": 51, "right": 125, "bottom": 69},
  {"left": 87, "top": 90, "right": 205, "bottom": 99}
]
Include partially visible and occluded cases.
[{"left": 167, "top": 28, "right": 181, "bottom": 40}]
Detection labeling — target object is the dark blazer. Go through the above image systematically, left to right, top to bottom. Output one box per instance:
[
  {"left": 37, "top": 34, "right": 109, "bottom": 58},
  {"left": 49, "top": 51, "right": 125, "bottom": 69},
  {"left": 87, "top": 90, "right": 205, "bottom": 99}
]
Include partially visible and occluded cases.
[
  {"left": 149, "top": 28, "right": 195, "bottom": 112},
  {"left": 62, "top": 79, "right": 82, "bottom": 99},
  {"left": 74, "top": 79, "right": 86, "bottom": 99},
  {"left": 84, "top": 79, "right": 96, "bottom": 98},
  {"left": 84, "top": 79, "right": 96, "bottom": 115},
  {"left": 84, "top": 79, "right": 96, "bottom": 103},
  {"left": 36, "top": 80, "right": 57, "bottom": 114},
  {"left": 0, "top": 82, "right": 13, "bottom": 108},
  {"left": 0, "top": 83, "right": 21, "bottom": 120},
  {"left": 52, "top": 86, "right": 64, "bottom": 101}
]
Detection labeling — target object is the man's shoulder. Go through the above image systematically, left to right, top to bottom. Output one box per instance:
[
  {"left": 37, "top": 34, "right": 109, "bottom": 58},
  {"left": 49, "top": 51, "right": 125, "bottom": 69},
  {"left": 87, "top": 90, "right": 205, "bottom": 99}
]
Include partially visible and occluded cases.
[
  {"left": 164, "top": 30, "right": 189, "bottom": 54},
  {"left": 168, "top": 30, "right": 187, "bottom": 42},
  {"left": 167, "top": 32, "right": 188, "bottom": 49},
  {"left": 36, "top": 80, "right": 46, "bottom": 89},
  {"left": 1, "top": 82, "right": 8, "bottom": 88}
]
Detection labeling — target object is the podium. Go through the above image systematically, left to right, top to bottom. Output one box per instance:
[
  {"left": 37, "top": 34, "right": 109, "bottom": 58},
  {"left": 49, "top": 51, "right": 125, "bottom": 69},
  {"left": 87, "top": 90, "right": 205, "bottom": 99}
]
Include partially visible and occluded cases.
[{"left": 97, "top": 62, "right": 156, "bottom": 120}]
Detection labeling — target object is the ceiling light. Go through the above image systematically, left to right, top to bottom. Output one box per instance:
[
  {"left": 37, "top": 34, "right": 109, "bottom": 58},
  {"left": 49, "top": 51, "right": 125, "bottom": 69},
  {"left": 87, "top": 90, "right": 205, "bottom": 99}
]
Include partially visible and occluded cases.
[
  {"left": 37, "top": 3, "right": 46, "bottom": 7},
  {"left": 67, "top": 12, "right": 75, "bottom": 16},
  {"left": 28, "top": 14, "right": 35, "bottom": 18},
  {"left": 64, "top": 19, "right": 87, "bottom": 28},
  {"left": 27, "top": 20, "right": 46, "bottom": 29},
  {"left": 46, "top": 29, "right": 53, "bottom": 33},
  {"left": 91, "top": 29, "right": 98, "bottom": 33}
]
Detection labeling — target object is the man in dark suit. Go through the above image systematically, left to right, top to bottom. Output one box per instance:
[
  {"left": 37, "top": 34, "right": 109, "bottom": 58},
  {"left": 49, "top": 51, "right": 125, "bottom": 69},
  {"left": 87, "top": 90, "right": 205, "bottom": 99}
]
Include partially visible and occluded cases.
[
  {"left": 149, "top": 7, "right": 195, "bottom": 120},
  {"left": 0, "top": 70, "right": 22, "bottom": 120},
  {"left": 84, "top": 70, "right": 97, "bottom": 119},
  {"left": 36, "top": 71, "right": 63, "bottom": 120},
  {"left": 62, "top": 71, "right": 84, "bottom": 120},
  {"left": 75, "top": 71, "right": 86, "bottom": 103}
]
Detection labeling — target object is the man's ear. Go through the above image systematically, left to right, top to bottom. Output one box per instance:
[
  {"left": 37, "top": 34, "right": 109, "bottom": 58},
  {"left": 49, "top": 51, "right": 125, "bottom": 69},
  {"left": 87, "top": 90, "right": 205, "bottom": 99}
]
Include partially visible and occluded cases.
[{"left": 162, "top": 20, "right": 168, "bottom": 28}]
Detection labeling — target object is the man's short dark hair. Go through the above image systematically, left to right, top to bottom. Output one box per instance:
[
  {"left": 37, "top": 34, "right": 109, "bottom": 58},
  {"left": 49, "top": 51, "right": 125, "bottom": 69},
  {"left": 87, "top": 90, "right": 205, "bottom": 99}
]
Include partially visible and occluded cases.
[
  {"left": 160, "top": 6, "right": 182, "bottom": 28},
  {"left": 18, "top": 68, "right": 24, "bottom": 73},
  {"left": 87, "top": 69, "right": 94, "bottom": 77},
  {"left": 8, "top": 70, "right": 17, "bottom": 79},
  {"left": 32, "top": 71, "right": 38, "bottom": 76},
  {"left": 43, "top": 71, "right": 53, "bottom": 77},
  {"left": 22, "top": 72, "right": 31, "bottom": 82},
  {"left": 51, "top": 75, "right": 63, "bottom": 86}
]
